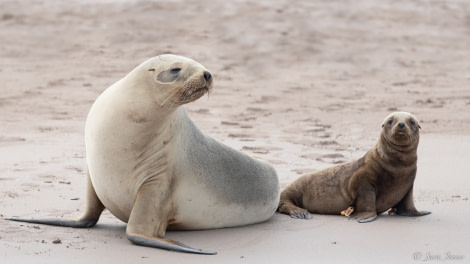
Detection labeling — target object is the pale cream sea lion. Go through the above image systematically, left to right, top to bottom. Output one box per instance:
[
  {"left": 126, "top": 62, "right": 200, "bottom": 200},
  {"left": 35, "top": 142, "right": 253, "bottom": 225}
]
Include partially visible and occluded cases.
[
  {"left": 8, "top": 54, "right": 280, "bottom": 254},
  {"left": 278, "top": 112, "right": 430, "bottom": 223}
]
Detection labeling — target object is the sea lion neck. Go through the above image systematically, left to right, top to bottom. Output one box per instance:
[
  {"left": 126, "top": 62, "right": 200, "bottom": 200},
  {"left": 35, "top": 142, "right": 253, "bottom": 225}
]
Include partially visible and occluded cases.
[{"left": 376, "top": 134, "right": 418, "bottom": 167}]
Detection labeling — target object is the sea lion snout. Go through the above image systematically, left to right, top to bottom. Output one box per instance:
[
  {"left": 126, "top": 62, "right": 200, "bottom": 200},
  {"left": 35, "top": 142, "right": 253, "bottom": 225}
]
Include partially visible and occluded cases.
[
  {"left": 181, "top": 69, "right": 213, "bottom": 102},
  {"left": 190, "top": 69, "right": 213, "bottom": 90},
  {"left": 203, "top": 71, "right": 212, "bottom": 82},
  {"left": 392, "top": 121, "right": 411, "bottom": 136}
]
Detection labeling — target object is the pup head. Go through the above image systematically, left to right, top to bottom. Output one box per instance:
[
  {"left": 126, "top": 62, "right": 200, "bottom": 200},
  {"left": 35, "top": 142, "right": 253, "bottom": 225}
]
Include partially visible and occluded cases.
[{"left": 382, "top": 111, "right": 420, "bottom": 147}]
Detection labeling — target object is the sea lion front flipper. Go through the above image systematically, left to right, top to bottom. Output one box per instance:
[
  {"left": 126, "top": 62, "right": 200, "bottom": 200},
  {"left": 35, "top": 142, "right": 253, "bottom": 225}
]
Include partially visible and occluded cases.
[
  {"left": 6, "top": 168, "right": 105, "bottom": 228},
  {"left": 126, "top": 182, "right": 216, "bottom": 255},
  {"left": 352, "top": 184, "right": 377, "bottom": 223},
  {"left": 392, "top": 185, "right": 431, "bottom": 217},
  {"left": 355, "top": 214, "right": 377, "bottom": 223},
  {"left": 126, "top": 233, "right": 216, "bottom": 255}
]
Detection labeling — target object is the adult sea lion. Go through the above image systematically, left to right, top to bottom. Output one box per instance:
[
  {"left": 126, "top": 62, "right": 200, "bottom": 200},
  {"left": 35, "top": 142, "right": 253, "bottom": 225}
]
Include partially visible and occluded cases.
[
  {"left": 7, "top": 54, "right": 280, "bottom": 254},
  {"left": 277, "top": 112, "right": 430, "bottom": 223}
]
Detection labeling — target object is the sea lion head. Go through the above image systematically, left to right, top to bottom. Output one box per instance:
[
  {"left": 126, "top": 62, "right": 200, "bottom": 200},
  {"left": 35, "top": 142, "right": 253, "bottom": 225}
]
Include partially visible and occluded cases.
[
  {"left": 145, "top": 54, "right": 213, "bottom": 107},
  {"left": 381, "top": 111, "right": 420, "bottom": 147}
]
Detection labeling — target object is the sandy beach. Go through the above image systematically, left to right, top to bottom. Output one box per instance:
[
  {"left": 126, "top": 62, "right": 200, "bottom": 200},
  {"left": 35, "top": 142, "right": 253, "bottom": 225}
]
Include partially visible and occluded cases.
[{"left": 1, "top": 0, "right": 469, "bottom": 263}]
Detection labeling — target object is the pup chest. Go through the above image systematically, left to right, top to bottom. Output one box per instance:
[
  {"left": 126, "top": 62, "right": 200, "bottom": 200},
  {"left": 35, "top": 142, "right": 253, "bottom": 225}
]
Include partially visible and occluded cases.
[{"left": 375, "top": 173, "right": 414, "bottom": 212}]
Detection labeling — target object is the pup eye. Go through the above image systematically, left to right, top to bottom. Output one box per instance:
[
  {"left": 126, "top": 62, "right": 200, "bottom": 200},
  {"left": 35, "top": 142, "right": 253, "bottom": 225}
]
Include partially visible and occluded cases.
[
  {"left": 170, "top": 68, "right": 181, "bottom": 74},
  {"left": 387, "top": 118, "right": 393, "bottom": 125},
  {"left": 409, "top": 119, "right": 415, "bottom": 126}
]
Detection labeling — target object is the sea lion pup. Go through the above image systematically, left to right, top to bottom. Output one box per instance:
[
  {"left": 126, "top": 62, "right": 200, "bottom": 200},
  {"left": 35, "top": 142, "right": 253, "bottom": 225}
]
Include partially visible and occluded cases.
[
  {"left": 7, "top": 54, "right": 280, "bottom": 254},
  {"left": 278, "top": 112, "right": 430, "bottom": 223}
]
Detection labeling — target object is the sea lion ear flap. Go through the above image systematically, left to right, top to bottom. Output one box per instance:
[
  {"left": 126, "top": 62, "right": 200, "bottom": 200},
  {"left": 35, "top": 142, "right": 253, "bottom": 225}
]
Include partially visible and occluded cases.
[{"left": 148, "top": 68, "right": 156, "bottom": 72}]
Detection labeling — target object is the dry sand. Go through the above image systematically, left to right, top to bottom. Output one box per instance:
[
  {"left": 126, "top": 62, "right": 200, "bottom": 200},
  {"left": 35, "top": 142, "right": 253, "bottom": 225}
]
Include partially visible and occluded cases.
[{"left": 1, "top": 0, "right": 469, "bottom": 263}]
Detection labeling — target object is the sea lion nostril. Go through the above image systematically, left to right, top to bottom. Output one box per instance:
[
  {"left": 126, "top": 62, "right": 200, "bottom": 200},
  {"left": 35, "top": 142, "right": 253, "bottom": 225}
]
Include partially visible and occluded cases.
[
  {"left": 203, "top": 71, "right": 211, "bottom": 81},
  {"left": 398, "top": 122, "right": 405, "bottom": 128}
]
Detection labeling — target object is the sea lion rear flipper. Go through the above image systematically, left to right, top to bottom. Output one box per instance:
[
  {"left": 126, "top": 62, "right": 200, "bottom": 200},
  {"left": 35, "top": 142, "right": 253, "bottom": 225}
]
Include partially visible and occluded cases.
[
  {"left": 6, "top": 168, "right": 105, "bottom": 228},
  {"left": 277, "top": 188, "right": 313, "bottom": 219},
  {"left": 277, "top": 202, "right": 312, "bottom": 220},
  {"left": 6, "top": 216, "right": 100, "bottom": 228}
]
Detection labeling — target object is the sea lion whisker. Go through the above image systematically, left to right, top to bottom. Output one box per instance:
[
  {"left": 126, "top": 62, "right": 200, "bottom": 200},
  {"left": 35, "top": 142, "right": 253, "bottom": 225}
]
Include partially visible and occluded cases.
[
  {"left": 157, "top": 84, "right": 181, "bottom": 98},
  {"left": 158, "top": 85, "right": 183, "bottom": 107},
  {"left": 157, "top": 86, "right": 179, "bottom": 98},
  {"left": 168, "top": 87, "right": 186, "bottom": 110}
]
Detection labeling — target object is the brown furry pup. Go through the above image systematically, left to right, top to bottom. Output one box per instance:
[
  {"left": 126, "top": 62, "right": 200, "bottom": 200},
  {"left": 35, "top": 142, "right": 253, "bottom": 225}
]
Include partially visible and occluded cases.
[{"left": 278, "top": 112, "right": 431, "bottom": 222}]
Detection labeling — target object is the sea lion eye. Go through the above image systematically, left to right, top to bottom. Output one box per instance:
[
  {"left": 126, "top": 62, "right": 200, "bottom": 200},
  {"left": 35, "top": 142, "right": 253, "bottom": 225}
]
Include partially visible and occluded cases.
[
  {"left": 156, "top": 68, "right": 182, "bottom": 83},
  {"left": 170, "top": 68, "right": 181, "bottom": 74},
  {"left": 387, "top": 118, "right": 393, "bottom": 125},
  {"left": 409, "top": 119, "right": 415, "bottom": 126}
]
